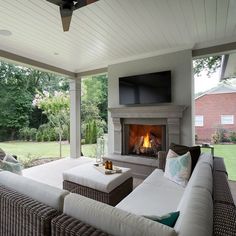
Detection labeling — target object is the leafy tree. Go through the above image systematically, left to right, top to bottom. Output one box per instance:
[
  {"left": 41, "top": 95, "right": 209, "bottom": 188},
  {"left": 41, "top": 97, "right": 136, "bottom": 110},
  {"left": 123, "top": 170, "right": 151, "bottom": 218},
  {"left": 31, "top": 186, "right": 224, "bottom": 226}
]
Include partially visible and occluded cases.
[
  {"left": 193, "top": 56, "right": 221, "bottom": 76},
  {"left": 0, "top": 61, "right": 69, "bottom": 140},
  {"left": 0, "top": 62, "right": 33, "bottom": 140},
  {"left": 81, "top": 74, "right": 108, "bottom": 138},
  {"left": 34, "top": 91, "right": 70, "bottom": 158},
  {"left": 91, "top": 120, "right": 97, "bottom": 143}
]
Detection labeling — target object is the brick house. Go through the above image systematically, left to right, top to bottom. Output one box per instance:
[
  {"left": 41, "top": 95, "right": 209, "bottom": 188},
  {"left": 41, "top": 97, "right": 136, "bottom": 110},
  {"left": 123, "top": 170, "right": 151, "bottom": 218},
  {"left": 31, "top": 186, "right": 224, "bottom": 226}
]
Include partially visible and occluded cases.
[{"left": 195, "top": 84, "right": 236, "bottom": 142}]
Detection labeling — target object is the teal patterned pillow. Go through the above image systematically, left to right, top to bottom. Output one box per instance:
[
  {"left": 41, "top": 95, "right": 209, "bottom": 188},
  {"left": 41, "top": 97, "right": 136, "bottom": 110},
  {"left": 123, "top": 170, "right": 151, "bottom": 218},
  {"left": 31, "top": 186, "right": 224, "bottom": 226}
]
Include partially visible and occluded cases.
[
  {"left": 164, "top": 151, "right": 191, "bottom": 186},
  {"left": 0, "top": 160, "right": 22, "bottom": 175}
]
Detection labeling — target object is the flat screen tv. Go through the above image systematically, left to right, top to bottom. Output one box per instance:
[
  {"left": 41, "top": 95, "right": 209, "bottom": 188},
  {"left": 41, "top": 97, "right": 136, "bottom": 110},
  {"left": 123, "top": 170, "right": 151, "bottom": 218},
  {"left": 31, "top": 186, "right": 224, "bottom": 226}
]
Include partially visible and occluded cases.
[{"left": 119, "top": 71, "right": 171, "bottom": 105}]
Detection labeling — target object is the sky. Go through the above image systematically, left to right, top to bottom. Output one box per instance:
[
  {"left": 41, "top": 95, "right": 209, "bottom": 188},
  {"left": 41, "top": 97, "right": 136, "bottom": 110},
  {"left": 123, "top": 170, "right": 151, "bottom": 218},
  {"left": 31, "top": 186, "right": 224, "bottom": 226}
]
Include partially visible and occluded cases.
[{"left": 194, "top": 68, "right": 221, "bottom": 94}]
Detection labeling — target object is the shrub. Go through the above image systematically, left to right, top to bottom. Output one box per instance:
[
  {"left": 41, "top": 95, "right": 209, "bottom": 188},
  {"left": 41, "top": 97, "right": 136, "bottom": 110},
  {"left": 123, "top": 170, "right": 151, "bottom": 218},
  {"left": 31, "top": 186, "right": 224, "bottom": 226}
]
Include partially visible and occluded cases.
[
  {"left": 84, "top": 120, "right": 99, "bottom": 144},
  {"left": 19, "top": 127, "right": 31, "bottom": 141},
  {"left": 29, "top": 128, "right": 37, "bottom": 141},
  {"left": 212, "top": 128, "right": 230, "bottom": 144},
  {"left": 229, "top": 131, "right": 236, "bottom": 142},
  {"left": 36, "top": 132, "right": 42, "bottom": 142}
]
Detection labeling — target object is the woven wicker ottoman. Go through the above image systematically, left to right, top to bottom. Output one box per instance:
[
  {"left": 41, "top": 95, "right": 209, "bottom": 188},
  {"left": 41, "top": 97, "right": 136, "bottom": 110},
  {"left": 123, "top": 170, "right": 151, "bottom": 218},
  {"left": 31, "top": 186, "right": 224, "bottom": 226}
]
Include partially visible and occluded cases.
[{"left": 63, "top": 163, "right": 133, "bottom": 206}]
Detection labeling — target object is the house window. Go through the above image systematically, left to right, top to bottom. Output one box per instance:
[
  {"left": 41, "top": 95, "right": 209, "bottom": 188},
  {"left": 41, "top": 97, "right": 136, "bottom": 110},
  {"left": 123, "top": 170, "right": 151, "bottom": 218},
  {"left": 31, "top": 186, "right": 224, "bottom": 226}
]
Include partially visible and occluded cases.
[
  {"left": 195, "top": 115, "right": 204, "bottom": 127},
  {"left": 221, "top": 115, "right": 234, "bottom": 125}
]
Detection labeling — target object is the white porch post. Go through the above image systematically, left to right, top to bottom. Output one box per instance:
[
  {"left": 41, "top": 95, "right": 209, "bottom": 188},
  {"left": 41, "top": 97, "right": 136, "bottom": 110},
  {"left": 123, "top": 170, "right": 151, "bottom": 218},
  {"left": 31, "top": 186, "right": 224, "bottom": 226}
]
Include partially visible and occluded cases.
[{"left": 69, "top": 77, "right": 81, "bottom": 158}]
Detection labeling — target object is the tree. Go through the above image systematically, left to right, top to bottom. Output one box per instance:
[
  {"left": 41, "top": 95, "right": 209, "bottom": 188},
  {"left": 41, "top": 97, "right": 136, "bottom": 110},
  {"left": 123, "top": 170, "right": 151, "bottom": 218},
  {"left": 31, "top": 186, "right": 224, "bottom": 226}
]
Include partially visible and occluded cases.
[
  {"left": 193, "top": 56, "right": 221, "bottom": 76},
  {"left": 0, "top": 60, "right": 69, "bottom": 140},
  {"left": 0, "top": 62, "right": 33, "bottom": 140},
  {"left": 81, "top": 74, "right": 108, "bottom": 138},
  {"left": 34, "top": 91, "right": 70, "bottom": 158}
]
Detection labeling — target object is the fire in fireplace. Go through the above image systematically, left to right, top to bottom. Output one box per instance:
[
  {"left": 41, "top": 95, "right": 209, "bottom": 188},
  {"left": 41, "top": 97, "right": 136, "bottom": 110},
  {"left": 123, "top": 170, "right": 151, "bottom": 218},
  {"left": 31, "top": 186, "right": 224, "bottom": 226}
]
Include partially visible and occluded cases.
[{"left": 124, "top": 124, "right": 166, "bottom": 157}]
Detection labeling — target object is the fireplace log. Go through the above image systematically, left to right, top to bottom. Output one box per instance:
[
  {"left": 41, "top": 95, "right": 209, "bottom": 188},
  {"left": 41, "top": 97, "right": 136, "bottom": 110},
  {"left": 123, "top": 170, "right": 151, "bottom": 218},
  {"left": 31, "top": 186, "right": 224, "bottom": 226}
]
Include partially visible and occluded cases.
[
  {"left": 150, "top": 134, "right": 161, "bottom": 156},
  {"left": 133, "top": 136, "right": 144, "bottom": 154}
]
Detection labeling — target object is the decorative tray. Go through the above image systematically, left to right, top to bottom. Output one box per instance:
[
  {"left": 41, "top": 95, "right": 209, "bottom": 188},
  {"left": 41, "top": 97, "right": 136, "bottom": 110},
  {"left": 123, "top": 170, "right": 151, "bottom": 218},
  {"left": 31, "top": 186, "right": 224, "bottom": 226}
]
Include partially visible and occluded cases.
[{"left": 93, "top": 164, "right": 122, "bottom": 175}]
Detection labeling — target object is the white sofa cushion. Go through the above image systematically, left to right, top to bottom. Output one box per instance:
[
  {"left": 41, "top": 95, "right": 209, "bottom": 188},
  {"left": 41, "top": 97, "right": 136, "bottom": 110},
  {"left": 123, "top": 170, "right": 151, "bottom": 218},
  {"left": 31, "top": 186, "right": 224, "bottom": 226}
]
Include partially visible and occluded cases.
[
  {"left": 198, "top": 152, "right": 213, "bottom": 168},
  {"left": 183, "top": 153, "right": 213, "bottom": 195},
  {"left": 176, "top": 154, "right": 213, "bottom": 216},
  {"left": 191, "top": 162, "right": 212, "bottom": 194},
  {"left": 63, "top": 163, "right": 132, "bottom": 193},
  {"left": 117, "top": 169, "right": 185, "bottom": 216},
  {"left": 0, "top": 171, "right": 69, "bottom": 211},
  {"left": 174, "top": 187, "right": 213, "bottom": 236},
  {"left": 64, "top": 193, "right": 177, "bottom": 236}
]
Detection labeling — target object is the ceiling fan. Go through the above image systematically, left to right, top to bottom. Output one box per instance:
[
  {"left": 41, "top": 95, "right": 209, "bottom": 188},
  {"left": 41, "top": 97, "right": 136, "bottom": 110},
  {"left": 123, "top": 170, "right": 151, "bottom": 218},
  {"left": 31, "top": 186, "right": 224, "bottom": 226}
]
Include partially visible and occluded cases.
[{"left": 47, "top": 0, "right": 99, "bottom": 32}]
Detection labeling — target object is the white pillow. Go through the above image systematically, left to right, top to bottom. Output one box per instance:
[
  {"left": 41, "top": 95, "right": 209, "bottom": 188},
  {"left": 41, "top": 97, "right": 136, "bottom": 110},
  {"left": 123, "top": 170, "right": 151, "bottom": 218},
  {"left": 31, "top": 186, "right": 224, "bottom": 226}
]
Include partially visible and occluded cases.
[
  {"left": 166, "top": 149, "right": 179, "bottom": 158},
  {"left": 164, "top": 150, "right": 191, "bottom": 187},
  {"left": 3, "top": 154, "right": 18, "bottom": 163}
]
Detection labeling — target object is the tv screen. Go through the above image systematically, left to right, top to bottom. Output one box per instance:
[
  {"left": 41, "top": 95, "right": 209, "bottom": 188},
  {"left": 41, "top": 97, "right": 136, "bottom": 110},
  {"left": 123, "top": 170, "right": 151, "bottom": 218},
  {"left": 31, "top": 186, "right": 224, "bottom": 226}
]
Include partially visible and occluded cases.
[{"left": 119, "top": 71, "right": 171, "bottom": 105}]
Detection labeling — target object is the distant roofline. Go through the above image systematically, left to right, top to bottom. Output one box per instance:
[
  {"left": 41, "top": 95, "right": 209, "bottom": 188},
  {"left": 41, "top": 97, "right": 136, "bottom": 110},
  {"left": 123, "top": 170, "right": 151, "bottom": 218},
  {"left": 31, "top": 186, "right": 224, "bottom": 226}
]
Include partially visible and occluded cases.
[{"left": 195, "top": 83, "right": 236, "bottom": 100}]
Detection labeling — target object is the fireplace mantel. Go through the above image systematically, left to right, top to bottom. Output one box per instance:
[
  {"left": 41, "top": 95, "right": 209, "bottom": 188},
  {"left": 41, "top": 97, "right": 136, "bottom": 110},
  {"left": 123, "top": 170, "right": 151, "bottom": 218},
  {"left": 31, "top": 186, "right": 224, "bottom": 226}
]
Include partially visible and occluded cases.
[
  {"left": 109, "top": 105, "right": 187, "bottom": 155},
  {"left": 109, "top": 105, "right": 186, "bottom": 119}
]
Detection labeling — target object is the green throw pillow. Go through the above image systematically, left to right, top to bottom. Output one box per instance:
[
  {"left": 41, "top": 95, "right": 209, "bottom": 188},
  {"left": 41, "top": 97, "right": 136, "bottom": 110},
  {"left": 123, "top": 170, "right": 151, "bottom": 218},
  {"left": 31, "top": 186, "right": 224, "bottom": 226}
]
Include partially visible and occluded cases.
[{"left": 143, "top": 211, "right": 180, "bottom": 227}]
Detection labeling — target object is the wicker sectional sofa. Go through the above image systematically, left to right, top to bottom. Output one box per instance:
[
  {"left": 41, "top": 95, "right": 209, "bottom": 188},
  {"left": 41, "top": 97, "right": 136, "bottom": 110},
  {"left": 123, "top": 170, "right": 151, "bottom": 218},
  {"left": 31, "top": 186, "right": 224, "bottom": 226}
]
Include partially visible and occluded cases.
[{"left": 0, "top": 153, "right": 235, "bottom": 236}]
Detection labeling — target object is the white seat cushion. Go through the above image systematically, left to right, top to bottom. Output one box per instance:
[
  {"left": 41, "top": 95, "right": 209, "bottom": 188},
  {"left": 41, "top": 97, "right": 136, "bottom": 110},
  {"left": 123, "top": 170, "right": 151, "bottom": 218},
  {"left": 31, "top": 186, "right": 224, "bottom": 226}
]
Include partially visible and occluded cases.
[
  {"left": 63, "top": 163, "right": 132, "bottom": 193},
  {"left": 117, "top": 169, "right": 185, "bottom": 216},
  {"left": 0, "top": 171, "right": 69, "bottom": 211},
  {"left": 64, "top": 193, "right": 177, "bottom": 236}
]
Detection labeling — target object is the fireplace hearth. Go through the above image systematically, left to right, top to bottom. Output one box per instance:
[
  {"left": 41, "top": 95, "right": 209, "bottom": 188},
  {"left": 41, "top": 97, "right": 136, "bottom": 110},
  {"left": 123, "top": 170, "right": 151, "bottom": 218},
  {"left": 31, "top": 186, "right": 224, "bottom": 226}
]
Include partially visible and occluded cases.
[{"left": 124, "top": 124, "right": 166, "bottom": 157}]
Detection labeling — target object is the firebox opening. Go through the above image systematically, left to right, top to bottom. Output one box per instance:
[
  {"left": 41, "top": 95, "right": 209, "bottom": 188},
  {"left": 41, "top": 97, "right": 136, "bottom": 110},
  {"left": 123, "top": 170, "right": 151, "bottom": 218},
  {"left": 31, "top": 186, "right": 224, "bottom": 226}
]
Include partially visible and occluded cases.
[{"left": 126, "top": 124, "right": 166, "bottom": 157}]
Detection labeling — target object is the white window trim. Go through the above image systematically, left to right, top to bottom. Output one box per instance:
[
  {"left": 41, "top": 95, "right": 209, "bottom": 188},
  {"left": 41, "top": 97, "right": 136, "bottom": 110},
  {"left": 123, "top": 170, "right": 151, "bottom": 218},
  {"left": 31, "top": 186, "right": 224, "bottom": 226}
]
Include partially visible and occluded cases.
[
  {"left": 195, "top": 115, "right": 204, "bottom": 127},
  {"left": 221, "top": 115, "right": 234, "bottom": 125}
]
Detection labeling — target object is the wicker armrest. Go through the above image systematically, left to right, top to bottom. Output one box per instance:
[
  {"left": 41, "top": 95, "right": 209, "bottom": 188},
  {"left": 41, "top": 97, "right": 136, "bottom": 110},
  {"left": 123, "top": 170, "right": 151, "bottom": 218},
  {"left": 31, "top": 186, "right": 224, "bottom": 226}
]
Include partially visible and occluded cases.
[
  {"left": 158, "top": 151, "right": 167, "bottom": 171},
  {"left": 214, "top": 157, "right": 228, "bottom": 175},
  {"left": 213, "top": 171, "right": 235, "bottom": 206},
  {"left": 0, "top": 185, "right": 59, "bottom": 236},
  {"left": 213, "top": 203, "right": 236, "bottom": 236},
  {"left": 51, "top": 213, "right": 110, "bottom": 236}
]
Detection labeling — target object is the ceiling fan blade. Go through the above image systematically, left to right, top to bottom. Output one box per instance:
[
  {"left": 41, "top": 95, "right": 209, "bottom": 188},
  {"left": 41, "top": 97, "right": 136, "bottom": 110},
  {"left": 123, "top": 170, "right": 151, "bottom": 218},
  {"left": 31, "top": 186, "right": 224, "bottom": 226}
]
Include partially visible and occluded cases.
[
  {"left": 46, "top": 0, "right": 62, "bottom": 6},
  {"left": 74, "top": 0, "right": 99, "bottom": 10},
  {"left": 60, "top": 8, "right": 73, "bottom": 32}
]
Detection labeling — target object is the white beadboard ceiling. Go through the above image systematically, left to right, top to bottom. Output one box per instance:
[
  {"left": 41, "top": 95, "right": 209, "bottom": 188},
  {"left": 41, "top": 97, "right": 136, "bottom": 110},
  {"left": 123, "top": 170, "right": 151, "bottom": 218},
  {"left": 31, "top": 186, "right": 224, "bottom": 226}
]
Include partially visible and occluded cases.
[{"left": 0, "top": 0, "right": 236, "bottom": 73}]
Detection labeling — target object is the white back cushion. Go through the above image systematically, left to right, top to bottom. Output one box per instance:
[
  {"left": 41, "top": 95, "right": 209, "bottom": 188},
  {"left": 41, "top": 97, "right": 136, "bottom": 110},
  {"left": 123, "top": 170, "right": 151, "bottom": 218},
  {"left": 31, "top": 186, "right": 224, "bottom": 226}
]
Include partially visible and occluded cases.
[
  {"left": 198, "top": 153, "right": 213, "bottom": 168},
  {"left": 0, "top": 171, "right": 69, "bottom": 211},
  {"left": 174, "top": 187, "right": 213, "bottom": 236},
  {"left": 64, "top": 193, "right": 177, "bottom": 236}
]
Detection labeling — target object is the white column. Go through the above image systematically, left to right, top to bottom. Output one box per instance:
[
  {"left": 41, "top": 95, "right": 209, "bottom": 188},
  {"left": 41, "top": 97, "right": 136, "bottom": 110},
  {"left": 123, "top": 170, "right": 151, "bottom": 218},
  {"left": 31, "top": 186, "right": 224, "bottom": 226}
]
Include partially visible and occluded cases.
[{"left": 69, "top": 77, "right": 81, "bottom": 158}]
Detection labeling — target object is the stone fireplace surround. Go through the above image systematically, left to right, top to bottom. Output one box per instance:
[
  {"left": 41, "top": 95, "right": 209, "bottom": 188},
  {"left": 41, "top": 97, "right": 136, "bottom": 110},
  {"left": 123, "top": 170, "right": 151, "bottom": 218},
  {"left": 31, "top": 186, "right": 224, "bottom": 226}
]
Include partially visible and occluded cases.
[{"left": 105, "top": 105, "right": 186, "bottom": 178}]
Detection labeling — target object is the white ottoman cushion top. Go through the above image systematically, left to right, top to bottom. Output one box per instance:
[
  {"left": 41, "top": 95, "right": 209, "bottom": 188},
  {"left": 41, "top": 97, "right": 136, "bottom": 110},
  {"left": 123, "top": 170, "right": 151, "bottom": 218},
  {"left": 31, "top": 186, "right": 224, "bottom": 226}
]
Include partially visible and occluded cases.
[
  {"left": 63, "top": 163, "right": 132, "bottom": 193},
  {"left": 64, "top": 193, "right": 177, "bottom": 236}
]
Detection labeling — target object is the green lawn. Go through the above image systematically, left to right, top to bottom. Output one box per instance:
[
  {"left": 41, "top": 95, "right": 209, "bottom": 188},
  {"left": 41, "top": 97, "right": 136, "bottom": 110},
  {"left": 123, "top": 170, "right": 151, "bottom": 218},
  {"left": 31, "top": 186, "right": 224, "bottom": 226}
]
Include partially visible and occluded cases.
[
  {"left": 0, "top": 141, "right": 97, "bottom": 162},
  {"left": 213, "top": 144, "right": 236, "bottom": 181}
]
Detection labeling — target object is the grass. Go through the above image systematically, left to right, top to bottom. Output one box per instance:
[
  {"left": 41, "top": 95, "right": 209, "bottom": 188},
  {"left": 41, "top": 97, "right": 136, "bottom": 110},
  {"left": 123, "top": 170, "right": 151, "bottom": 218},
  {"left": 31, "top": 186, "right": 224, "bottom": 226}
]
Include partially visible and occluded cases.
[
  {"left": 0, "top": 141, "right": 97, "bottom": 163},
  {"left": 1, "top": 141, "right": 236, "bottom": 180},
  {"left": 213, "top": 144, "right": 236, "bottom": 181}
]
